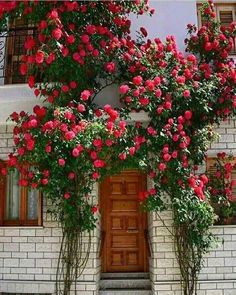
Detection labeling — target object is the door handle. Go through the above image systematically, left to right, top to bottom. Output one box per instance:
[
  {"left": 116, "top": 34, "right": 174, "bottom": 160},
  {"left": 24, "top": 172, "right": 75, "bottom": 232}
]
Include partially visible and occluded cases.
[{"left": 127, "top": 229, "right": 138, "bottom": 233}]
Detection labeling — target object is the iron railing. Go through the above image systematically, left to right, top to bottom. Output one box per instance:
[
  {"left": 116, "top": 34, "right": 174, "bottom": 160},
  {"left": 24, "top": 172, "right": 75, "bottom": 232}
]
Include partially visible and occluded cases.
[{"left": 0, "top": 27, "right": 37, "bottom": 85}]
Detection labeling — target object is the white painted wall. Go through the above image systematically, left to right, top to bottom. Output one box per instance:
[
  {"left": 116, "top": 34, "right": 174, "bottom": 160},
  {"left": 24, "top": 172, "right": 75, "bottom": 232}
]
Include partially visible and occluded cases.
[{"left": 130, "top": 0, "right": 198, "bottom": 52}]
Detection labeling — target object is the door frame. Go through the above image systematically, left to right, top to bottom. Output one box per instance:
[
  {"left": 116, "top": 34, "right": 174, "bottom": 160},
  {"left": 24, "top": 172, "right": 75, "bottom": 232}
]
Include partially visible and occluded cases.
[{"left": 99, "top": 169, "right": 149, "bottom": 273}]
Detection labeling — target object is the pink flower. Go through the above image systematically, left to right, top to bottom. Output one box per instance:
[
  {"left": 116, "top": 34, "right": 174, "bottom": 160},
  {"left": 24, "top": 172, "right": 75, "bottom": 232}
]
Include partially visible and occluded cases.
[
  {"left": 49, "top": 9, "right": 58, "bottom": 19},
  {"left": 52, "top": 28, "right": 62, "bottom": 40},
  {"left": 81, "top": 34, "right": 90, "bottom": 43},
  {"left": 35, "top": 51, "right": 44, "bottom": 64},
  {"left": 105, "top": 62, "right": 116, "bottom": 73},
  {"left": 20, "top": 63, "right": 28, "bottom": 75},
  {"left": 28, "top": 75, "right": 35, "bottom": 88},
  {"left": 133, "top": 75, "right": 143, "bottom": 85},
  {"left": 119, "top": 85, "right": 129, "bottom": 94},
  {"left": 183, "top": 89, "right": 190, "bottom": 98},
  {"left": 81, "top": 90, "right": 91, "bottom": 101},
  {"left": 139, "top": 97, "right": 149, "bottom": 106},
  {"left": 77, "top": 104, "right": 85, "bottom": 112},
  {"left": 184, "top": 110, "right": 193, "bottom": 120},
  {"left": 28, "top": 119, "right": 38, "bottom": 128},
  {"left": 65, "top": 131, "right": 75, "bottom": 141},
  {"left": 93, "top": 138, "right": 102, "bottom": 148},
  {"left": 26, "top": 139, "right": 35, "bottom": 151},
  {"left": 45, "top": 145, "right": 51, "bottom": 153},
  {"left": 129, "top": 147, "right": 135, "bottom": 156},
  {"left": 72, "top": 148, "right": 80, "bottom": 157},
  {"left": 90, "top": 151, "right": 97, "bottom": 160},
  {"left": 119, "top": 153, "right": 127, "bottom": 160},
  {"left": 163, "top": 154, "right": 171, "bottom": 162},
  {"left": 58, "top": 158, "right": 65, "bottom": 166},
  {"left": 94, "top": 160, "right": 105, "bottom": 168},
  {"left": 159, "top": 163, "right": 166, "bottom": 171},
  {"left": 68, "top": 172, "right": 75, "bottom": 180},
  {"left": 92, "top": 172, "right": 100, "bottom": 179},
  {"left": 41, "top": 178, "right": 48, "bottom": 185},
  {"left": 138, "top": 191, "right": 148, "bottom": 201},
  {"left": 64, "top": 192, "right": 71, "bottom": 199},
  {"left": 91, "top": 206, "right": 98, "bottom": 213}
]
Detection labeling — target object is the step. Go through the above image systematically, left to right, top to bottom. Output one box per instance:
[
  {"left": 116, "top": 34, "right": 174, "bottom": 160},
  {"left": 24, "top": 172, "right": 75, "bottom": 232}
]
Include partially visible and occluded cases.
[
  {"left": 101, "top": 272, "right": 150, "bottom": 279},
  {"left": 100, "top": 278, "right": 151, "bottom": 290},
  {"left": 99, "top": 290, "right": 152, "bottom": 295}
]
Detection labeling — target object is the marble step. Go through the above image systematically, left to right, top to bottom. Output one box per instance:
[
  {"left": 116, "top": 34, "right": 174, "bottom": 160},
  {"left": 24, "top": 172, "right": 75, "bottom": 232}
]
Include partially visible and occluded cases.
[
  {"left": 101, "top": 272, "right": 150, "bottom": 279},
  {"left": 100, "top": 278, "right": 151, "bottom": 290},
  {"left": 99, "top": 290, "right": 152, "bottom": 295}
]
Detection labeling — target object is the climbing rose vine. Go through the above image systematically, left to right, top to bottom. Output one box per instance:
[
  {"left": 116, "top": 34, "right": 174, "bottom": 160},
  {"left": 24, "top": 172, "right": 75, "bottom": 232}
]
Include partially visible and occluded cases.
[{"left": 0, "top": 1, "right": 235, "bottom": 294}]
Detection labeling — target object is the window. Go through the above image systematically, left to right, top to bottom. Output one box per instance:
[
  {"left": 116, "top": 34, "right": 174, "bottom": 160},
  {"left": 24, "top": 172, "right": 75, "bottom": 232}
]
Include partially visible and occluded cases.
[
  {"left": 197, "top": 2, "right": 236, "bottom": 54},
  {"left": 4, "top": 18, "right": 37, "bottom": 84},
  {"left": 206, "top": 157, "right": 236, "bottom": 225},
  {"left": 0, "top": 162, "right": 42, "bottom": 226}
]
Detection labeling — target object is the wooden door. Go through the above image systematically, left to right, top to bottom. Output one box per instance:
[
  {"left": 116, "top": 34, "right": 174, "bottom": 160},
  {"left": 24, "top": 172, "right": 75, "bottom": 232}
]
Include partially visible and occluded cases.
[{"left": 100, "top": 170, "right": 148, "bottom": 273}]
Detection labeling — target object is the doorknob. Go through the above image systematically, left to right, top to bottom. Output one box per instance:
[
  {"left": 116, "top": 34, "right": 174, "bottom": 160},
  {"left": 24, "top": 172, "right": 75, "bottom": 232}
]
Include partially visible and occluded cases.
[{"left": 127, "top": 229, "right": 138, "bottom": 233}]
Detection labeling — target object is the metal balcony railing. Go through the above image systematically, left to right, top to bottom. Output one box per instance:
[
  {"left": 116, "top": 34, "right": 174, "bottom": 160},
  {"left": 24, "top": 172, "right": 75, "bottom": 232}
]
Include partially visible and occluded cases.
[{"left": 0, "top": 27, "right": 37, "bottom": 85}]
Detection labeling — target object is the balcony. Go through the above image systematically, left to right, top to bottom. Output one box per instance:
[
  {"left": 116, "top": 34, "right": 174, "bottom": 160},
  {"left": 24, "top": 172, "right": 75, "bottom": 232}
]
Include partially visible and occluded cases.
[{"left": 0, "top": 26, "right": 37, "bottom": 86}]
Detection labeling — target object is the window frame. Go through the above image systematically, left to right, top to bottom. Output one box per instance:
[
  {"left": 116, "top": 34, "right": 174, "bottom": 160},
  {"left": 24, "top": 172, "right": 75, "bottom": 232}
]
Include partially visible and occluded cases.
[
  {"left": 4, "top": 18, "right": 37, "bottom": 85},
  {"left": 206, "top": 156, "right": 236, "bottom": 225},
  {"left": 0, "top": 162, "right": 42, "bottom": 227}
]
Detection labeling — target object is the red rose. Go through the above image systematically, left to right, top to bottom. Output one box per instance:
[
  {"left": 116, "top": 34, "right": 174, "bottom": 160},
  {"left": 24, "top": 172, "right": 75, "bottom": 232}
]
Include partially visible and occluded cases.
[
  {"left": 52, "top": 28, "right": 62, "bottom": 40},
  {"left": 35, "top": 51, "right": 44, "bottom": 64},
  {"left": 105, "top": 62, "right": 116, "bottom": 73},
  {"left": 20, "top": 63, "right": 28, "bottom": 75},
  {"left": 133, "top": 75, "right": 143, "bottom": 85},
  {"left": 28, "top": 76, "right": 35, "bottom": 88},
  {"left": 119, "top": 85, "right": 129, "bottom": 94},
  {"left": 81, "top": 90, "right": 91, "bottom": 101},
  {"left": 77, "top": 104, "right": 85, "bottom": 112},
  {"left": 184, "top": 110, "right": 193, "bottom": 120},
  {"left": 65, "top": 131, "right": 75, "bottom": 141},
  {"left": 58, "top": 159, "right": 65, "bottom": 166},
  {"left": 94, "top": 160, "right": 105, "bottom": 168},
  {"left": 64, "top": 193, "right": 70, "bottom": 199},
  {"left": 91, "top": 206, "right": 98, "bottom": 214}
]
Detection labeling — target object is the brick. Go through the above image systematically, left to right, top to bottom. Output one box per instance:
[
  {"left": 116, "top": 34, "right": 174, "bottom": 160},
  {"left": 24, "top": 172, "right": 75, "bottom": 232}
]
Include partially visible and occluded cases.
[
  {"left": 219, "top": 134, "right": 234, "bottom": 143},
  {"left": 4, "top": 229, "right": 19, "bottom": 236},
  {"left": 19, "top": 229, "right": 36, "bottom": 236},
  {"left": 12, "top": 236, "right": 27, "bottom": 242},
  {"left": 3, "top": 242, "right": 19, "bottom": 252},
  {"left": 224, "top": 242, "right": 236, "bottom": 251},
  {"left": 20, "top": 243, "right": 35, "bottom": 252},
  {"left": 36, "top": 243, "right": 52, "bottom": 252},
  {"left": 12, "top": 252, "right": 27, "bottom": 258},
  {"left": 28, "top": 252, "right": 44, "bottom": 259},
  {"left": 225, "top": 257, "right": 236, "bottom": 266},
  {"left": 4, "top": 258, "right": 19, "bottom": 267},
  {"left": 19, "top": 258, "right": 35, "bottom": 267},
  {"left": 36, "top": 258, "right": 52, "bottom": 268},
  {"left": 207, "top": 258, "right": 224, "bottom": 267},
  {"left": 27, "top": 267, "right": 43, "bottom": 274},
  {"left": 206, "top": 291, "right": 222, "bottom": 295}
]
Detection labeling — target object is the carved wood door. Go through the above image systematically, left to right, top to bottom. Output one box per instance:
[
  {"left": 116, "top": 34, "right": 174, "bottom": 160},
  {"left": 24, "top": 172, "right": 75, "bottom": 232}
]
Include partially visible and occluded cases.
[{"left": 101, "top": 170, "right": 148, "bottom": 272}]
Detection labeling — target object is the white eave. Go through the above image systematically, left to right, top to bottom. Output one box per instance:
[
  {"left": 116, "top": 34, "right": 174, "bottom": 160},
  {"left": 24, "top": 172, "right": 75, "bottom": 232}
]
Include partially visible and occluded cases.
[{"left": 0, "top": 84, "right": 43, "bottom": 124}]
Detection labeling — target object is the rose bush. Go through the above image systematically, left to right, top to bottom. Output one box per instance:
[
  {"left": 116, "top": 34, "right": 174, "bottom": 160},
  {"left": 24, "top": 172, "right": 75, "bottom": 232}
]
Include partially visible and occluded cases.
[{"left": 0, "top": 1, "right": 235, "bottom": 294}]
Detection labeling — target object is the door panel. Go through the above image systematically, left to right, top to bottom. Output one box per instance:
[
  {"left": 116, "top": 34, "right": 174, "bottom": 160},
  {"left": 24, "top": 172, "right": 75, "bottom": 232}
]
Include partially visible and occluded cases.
[{"left": 101, "top": 171, "right": 148, "bottom": 272}]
